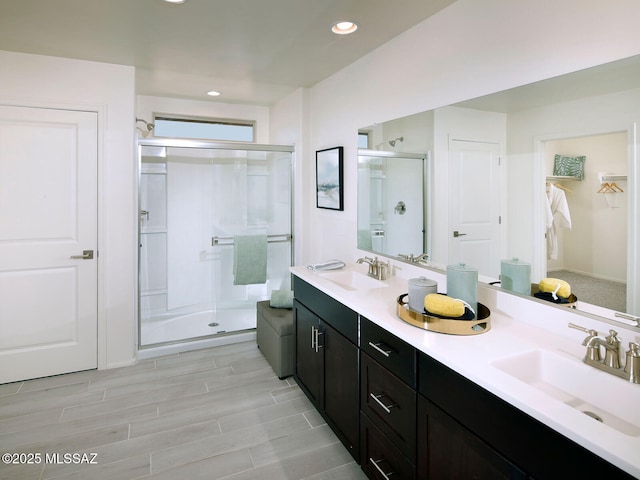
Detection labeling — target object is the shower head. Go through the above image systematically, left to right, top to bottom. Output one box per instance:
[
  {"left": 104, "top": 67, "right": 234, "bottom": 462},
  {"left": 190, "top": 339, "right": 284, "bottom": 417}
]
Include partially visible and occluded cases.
[
  {"left": 136, "top": 118, "right": 155, "bottom": 131},
  {"left": 389, "top": 136, "right": 404, "bottom": 147}
]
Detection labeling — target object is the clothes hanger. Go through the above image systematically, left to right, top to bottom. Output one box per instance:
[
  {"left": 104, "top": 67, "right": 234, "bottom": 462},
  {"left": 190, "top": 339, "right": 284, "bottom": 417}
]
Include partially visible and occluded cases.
[
  {"left": 552, "top": 182, "right": 572, "bottom": 193},
  {"left": 597, "top": 182, "right": 624, "bottom": 193},
  {"left": 610, "top": 182, "right": 624, "bottom": 192}
]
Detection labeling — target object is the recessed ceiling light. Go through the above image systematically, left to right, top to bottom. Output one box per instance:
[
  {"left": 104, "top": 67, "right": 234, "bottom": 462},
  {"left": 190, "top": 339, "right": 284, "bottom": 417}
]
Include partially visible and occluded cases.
[
  {"left": 164, "top": 0, "right": 187, "bottom": 4},
  {"left": 331, "top": 21, "right": 358, "bottom": 35},
  {"left": 207, "top": 90, "right": 221, "bottom": 97}
]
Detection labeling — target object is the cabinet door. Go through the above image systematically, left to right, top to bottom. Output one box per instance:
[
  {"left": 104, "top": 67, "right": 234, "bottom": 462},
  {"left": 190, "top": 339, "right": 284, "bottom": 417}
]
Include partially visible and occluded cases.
[
  {"left": 294, "top": 301, "right": 322, "bottom": 405},
  {"left": 323, "top": 320, "right": 360, "bottom": 459},
  {"left": 417, "top": 395, "right": 526, "bottom": 480},
  {"left": 361, "top": 413, "right": 416, "bottom": 480}
]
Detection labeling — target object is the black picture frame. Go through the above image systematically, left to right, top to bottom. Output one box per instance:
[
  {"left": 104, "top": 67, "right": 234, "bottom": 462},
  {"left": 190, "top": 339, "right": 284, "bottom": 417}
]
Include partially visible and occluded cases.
[{"left": 316, "top": 146, "right": 344, "bottom": 211}]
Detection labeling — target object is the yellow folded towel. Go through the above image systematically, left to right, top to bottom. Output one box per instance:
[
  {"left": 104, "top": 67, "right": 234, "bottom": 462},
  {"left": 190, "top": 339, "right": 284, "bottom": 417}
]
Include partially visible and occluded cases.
[
  {"left": 539, "top": 278, "right": 571, "bottom": 298},
  {"left": 424, "top": 294, "right": 465, "bottom": 318}
]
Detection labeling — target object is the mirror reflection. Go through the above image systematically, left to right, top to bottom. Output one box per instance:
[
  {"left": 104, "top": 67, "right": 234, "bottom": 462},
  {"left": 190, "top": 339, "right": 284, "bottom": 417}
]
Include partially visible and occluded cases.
[
  {"left": 358, "top": 54, "right": 639, "bottom": 324},
  {"left": 357, "top": 150, "right": 428, "bottom": 260}
]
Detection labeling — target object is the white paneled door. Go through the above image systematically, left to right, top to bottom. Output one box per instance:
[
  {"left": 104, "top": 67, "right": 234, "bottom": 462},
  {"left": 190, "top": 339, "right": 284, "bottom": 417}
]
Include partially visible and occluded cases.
[
  {"left": 0, "top": 105, "right": 98, "bottom": 384},
  {"left": 448, "top": 139, "right": 501, "bottom": 279}
]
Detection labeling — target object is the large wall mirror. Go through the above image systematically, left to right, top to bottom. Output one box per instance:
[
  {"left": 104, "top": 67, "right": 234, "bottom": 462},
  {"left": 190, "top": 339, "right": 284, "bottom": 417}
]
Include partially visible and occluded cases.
[{"left": 358, "top": 54, "right": 639, "bottom": 328}]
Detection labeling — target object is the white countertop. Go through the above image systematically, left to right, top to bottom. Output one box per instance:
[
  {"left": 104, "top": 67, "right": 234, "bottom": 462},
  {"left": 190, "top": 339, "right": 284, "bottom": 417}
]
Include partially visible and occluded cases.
[{"left": 291, "top": 263, "right": 640, "bottom": 478}]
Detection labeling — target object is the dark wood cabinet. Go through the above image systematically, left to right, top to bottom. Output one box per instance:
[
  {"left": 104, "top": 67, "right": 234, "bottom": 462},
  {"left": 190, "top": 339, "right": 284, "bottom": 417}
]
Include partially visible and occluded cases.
[
  {"left": 293, "top": 275, "right": 634, "bottom": 480},
  {"left": 293, "top": 277, "right": 359, "bottom": 460},
  {"left": 293, "top": 300, "right": 322, "bottom": 404},
  {"left": 360, "top": 317, "right": 417, "bottom": 479},
  {"left": 323, "top": 320, "right": 359, "bottom": 455},
  {"left": 418, "top": 352, "right": 634, "bottom": 480},
  {"left": 417, "top": 395, "right": 526, "bottom": 479},
  {"left": 361, "top": 413, "right": 416, "bottom": 480}
]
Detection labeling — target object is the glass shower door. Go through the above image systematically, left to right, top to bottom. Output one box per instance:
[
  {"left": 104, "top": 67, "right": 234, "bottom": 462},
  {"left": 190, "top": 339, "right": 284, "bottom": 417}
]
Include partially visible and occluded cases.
[{"left": 138, "top": 141, "right": 292, "bottom": 348}]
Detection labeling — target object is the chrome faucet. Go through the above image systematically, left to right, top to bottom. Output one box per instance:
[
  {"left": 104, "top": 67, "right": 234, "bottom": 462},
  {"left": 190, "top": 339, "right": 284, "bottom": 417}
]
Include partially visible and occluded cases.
[
  {"left": 356, "top": 256, "right": 390, "bottom": 281},
  {"left": 569, "top": 323, "right": 640, "bottom": 384}
]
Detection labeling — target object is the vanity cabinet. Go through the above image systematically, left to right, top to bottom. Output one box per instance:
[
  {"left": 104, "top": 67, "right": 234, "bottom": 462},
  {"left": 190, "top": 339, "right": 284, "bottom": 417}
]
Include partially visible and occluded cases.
[
  {"left": 292, "top": 273, "right": 634, "bottom": 479},
  {"left": 293, "top": 277, "right": 359, "bottom": 460},
  {"left": 360, "top": 317, "right": 417, "bottom": 479},
  {"left": 418, "top": 352, "right": 634, "bottom": 480},
  {"left": 417, "top": 396, "right": 526, "bottom": 479}
]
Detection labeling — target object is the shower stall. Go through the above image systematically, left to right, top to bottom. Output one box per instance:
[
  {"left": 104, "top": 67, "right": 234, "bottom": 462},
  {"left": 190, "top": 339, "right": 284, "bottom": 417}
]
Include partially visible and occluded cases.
[{"left": 137, "top": 139, "right": 293, "bottom": 349}]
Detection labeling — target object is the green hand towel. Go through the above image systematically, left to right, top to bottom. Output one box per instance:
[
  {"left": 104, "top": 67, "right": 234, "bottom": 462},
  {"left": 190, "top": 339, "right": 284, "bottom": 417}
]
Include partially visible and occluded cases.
[
  {"left": 233, "top": 235, "right": 267, "bottom": 285},
  {"left": 270, "top": 290, "right": 293, "bottom": 309}
]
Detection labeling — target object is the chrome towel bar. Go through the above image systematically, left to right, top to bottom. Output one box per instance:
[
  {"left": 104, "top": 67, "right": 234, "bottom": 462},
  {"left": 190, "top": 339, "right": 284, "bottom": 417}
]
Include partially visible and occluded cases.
[{"left": 211, "top": 234, "right": 291, "bottom": 246}]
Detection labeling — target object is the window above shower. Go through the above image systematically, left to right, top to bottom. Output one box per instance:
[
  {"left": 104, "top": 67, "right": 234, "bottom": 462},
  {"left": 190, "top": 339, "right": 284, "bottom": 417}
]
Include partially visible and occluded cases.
[{"left": 153, "top": 114, "right": 256, "bottom": 142}]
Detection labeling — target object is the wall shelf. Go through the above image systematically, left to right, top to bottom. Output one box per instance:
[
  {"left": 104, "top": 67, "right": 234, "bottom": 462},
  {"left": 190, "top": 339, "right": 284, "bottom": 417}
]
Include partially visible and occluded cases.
[
  {"left": 600, "top": 174, "right": 627, "bottom": 182},
  {"left": 546, "top": 175, "right": 581, "bottom": 182}
]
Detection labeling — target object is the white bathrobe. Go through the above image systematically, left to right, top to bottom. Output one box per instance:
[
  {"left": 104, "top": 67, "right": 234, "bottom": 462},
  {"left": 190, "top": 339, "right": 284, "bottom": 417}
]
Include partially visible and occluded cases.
[{"left": 546, "top": 183, "right": 572, "bottom": 259}]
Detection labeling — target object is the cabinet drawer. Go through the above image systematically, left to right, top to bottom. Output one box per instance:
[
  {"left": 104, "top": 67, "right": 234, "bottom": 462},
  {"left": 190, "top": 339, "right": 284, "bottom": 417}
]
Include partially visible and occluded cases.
[
  {"left": 293, "top": 277, "right": 358, "bottom": 343},
  {"left": 361, "top": 317, "right": 416, "bottom": 387},
  {"left": 361, "top": 352, "right": 416, "bottom": 461},
  {"left": 361, "top": 413, "right": 416, "bottom": 480}
]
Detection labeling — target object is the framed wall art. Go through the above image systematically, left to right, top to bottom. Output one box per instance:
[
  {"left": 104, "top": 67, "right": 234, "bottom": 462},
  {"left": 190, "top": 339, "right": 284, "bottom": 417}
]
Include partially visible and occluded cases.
[{"left": 316, "top": 146, "right": 344, "bottom": 211}]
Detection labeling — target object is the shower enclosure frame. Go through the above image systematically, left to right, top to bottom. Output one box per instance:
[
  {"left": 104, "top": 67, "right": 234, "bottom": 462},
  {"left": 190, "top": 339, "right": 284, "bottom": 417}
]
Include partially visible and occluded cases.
[{"left": 136, "top": 137, "right": 295, "bottom": 350}]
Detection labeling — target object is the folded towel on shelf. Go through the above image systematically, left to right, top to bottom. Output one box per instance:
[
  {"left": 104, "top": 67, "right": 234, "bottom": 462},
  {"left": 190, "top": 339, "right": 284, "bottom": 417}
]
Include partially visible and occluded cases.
[
  {"left": 233, "top": 234, "right": 267, "bottom": 285},
  {"left": 270, "top": 290, "right": 293, "bottom": 309}
]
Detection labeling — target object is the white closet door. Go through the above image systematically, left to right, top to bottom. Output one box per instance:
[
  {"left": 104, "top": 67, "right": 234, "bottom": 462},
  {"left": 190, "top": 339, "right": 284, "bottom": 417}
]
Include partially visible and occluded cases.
[{"left": 0, "top": 105, "right": 98, "bottom": 383}]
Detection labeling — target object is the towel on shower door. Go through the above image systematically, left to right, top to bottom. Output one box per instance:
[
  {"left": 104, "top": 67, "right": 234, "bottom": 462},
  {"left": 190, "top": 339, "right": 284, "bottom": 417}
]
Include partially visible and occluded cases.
[{"left": 233, "top": 234, "right": 268, "bottom": 285}]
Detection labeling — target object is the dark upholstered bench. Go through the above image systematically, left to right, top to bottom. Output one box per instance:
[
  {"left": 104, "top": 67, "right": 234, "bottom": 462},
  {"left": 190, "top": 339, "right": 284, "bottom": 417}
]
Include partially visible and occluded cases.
[{"left": 256, "top": 300, "right": 294, "bottom": 379}]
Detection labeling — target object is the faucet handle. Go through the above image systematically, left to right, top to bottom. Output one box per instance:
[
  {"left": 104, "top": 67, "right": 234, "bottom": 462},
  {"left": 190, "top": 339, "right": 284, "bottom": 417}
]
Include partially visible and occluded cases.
[
  {"left": 568, "top": 322, "right": 599, "bottom": 340},
  {"left": 606, "top": 329, "right": 621, "bottom": 344},
  {"left": 625, "top": 342, "right": 640, "bottom": 383}
]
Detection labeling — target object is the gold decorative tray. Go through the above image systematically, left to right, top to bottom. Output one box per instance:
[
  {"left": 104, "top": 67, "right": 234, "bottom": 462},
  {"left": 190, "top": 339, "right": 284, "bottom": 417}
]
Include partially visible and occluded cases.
[{"left": 396, "top": 294, "right": 491, "bottom": 335}]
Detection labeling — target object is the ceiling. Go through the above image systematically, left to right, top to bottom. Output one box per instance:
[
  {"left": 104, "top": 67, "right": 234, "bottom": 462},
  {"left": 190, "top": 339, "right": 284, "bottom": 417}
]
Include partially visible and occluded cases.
[{"left": 0, "top": 0, "right": 456, "bottom": 105}]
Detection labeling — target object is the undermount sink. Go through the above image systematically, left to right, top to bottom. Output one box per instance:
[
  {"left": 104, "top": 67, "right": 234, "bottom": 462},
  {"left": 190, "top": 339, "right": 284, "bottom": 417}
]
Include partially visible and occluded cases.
[
  {"left": 319, "top": 270, "right": 388, "bottom": 291},
  {"left": 491, "top": 349, "right": 640, "bottom": 436}
]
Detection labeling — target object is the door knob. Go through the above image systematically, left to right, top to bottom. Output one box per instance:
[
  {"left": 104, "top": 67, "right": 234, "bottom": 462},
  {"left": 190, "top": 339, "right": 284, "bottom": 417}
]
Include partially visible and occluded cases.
[
  {"left": 453, "top": 231, "right": 467, "bottom": 237},
  {"left": 70, "top": 250, "right": 94, "bottom": 260}
]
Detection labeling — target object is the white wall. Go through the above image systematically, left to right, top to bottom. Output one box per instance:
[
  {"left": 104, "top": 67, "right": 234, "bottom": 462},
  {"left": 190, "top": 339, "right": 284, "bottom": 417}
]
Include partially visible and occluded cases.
[
  {"left": 271, "top": 0, "right": 640, "bottom": 269},
  {"left": 0, "top": 50, "right": 136, "bottom": 369},
  {"left": 268, "top": 88, "right": 309, "bottom": 265}
]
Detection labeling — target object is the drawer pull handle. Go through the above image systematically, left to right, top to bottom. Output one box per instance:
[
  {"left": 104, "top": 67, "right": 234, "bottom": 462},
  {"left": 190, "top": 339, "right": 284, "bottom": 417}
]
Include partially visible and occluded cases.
[
  {"left": 368, "top": 341, "right": 392, "bottom": 357},
  {"left": 370, "top": 393, "right": 396, "bottom": 414},
  {"left": 369, "top": 457, "right": 394, "bottom": 480}
]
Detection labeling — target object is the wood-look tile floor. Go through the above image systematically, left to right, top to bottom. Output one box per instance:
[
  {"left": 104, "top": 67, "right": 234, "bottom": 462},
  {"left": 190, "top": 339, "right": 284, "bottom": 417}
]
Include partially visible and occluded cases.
[{"left": 0, "top": 341, "right": 367, "bottom": 480}]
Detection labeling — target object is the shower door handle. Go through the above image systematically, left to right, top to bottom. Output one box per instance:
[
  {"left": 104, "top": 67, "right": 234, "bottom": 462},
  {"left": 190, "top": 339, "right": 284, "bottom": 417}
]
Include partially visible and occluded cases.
[{"left": 70, "top": 250, "right": 94, "bottom": 260}]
